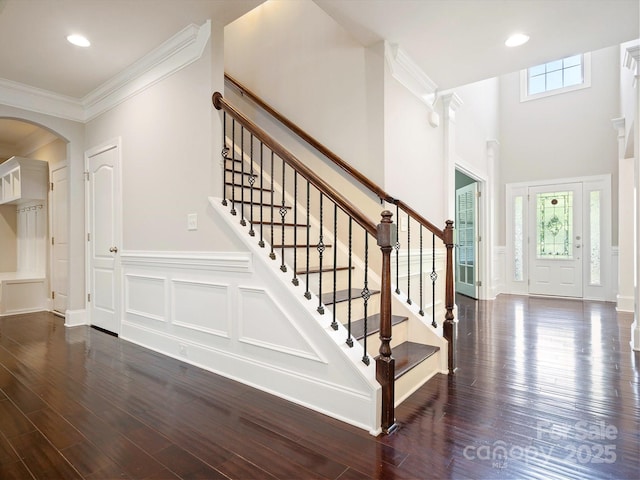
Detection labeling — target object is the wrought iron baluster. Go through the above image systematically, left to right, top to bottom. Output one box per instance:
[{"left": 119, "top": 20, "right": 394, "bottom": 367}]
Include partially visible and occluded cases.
[
  {"left": 221, "top": 112, "right": 228, "bottom": 206},
  {"left": 230, "top": 118, "right": 237, "bottom": 216},
  {"left": 240, "top": 126, "right": 246, "bottom": 226},
  {"left": 248, "top": 134, "right": 255, "bottom": 236},
  {"left": 258, "top": 143, "right": 265, "bottom": 247},
  {"left": 269, "top": 151, "right": 275, "bottom": 260},
  {"left": 279, "top": 157, "right": 287, "bottom": 272},
  {"left": 292, "top": 172, "right": 299, "bottom": 285},
  {"left": 304, "top": 182, "right": 311, "bottom": 300},
  {"left": 317, "top": 193, "right": 325, "bottom": 314},
  {"left": 331, "top": 203, "right": 338, "bottom": 330},
  {"left": 394, "top": 203, "right": 400, "bottom": 293},
  {"left": 406, "top": 213, "right": 412, "bottom": 305},
  {"left": 346, "top": 218, "right": 353, "bottom": 347},
  {"left": 419, "top": 224, "right": 424, "bottom": 316},
  {"left": 431, "top": 232, "right": 438, "bottom": 328},
  {"left": 361, "top": 233, "right": 371, "bottom": 365}
]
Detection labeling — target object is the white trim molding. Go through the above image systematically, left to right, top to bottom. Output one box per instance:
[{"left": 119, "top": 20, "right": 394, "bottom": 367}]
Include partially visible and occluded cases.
[
  {"left": 0, "top": 21, "right": 211, "bottom": 122},
  {"left": 384, "top": 42, "right": 438, "bottom": 108},
  {"left": 120, "top": 250, "right": 252, "bottom": 272},
  {"left": 64, "top": 309, "right": 87, "bottom": 327}
]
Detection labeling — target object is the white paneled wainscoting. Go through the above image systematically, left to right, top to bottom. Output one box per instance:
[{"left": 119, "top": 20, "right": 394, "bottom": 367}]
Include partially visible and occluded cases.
[{"left": 119, "top": 251, "right": 381, "bottom": 434}]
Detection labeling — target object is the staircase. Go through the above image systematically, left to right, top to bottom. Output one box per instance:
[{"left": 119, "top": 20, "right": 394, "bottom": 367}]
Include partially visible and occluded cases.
[{"left": 212, "top": 87, "right": 456, "bottom": 434}]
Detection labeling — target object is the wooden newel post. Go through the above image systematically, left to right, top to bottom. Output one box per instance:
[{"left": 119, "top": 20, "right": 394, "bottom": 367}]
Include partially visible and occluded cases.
[
  {"left": 376, "top": 210, "right": 398, "bottom": 434},
  {"left": 443, "top": 219, "right": 457, "bottom": 374}
]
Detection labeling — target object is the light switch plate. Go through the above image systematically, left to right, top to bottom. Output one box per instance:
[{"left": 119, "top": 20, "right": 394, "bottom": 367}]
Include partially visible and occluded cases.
[{"left": 187, "top": 213, "right": 197, "bottom": 231}]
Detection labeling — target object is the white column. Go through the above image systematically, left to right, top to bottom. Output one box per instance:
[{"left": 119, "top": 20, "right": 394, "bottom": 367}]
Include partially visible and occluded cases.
[
  {"left": 625, "top": 45, "right": 640, "bottom": 350},
  {"left": 441, "top": 93, "right": 463, "bottom": 222},
  {"left": 613, "top": 118, "right": 634, "bottom": 312},
  {"left": 486, "top": 139, "right": 500, "bottom": 299}
]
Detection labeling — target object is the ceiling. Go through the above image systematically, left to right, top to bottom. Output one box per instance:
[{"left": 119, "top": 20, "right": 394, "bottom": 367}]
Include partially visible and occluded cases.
[
  {"left": 0, "top": 0, "right": 638, "bottom": 153},
  {"left": 315, "top": 0, "right": 640, "bottom": 89}
]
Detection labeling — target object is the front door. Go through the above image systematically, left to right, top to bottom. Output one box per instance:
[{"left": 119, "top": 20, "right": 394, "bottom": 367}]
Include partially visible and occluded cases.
[
  {"left": 87, "top": 142, "right": 121, "bottom": 334},
  {"left": 50, "top": 166, "right": 69, "bottom": 314},
  {"left": 455, "top": 182, "right": 478, "bottom": 298},
  {"left": 528, "top": 183, "right": 583, "bottom": 297}
]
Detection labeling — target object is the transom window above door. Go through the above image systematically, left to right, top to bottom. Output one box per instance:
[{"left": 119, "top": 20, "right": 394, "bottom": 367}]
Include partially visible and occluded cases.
[{"left": 520, "top": 52, "right": 591, "bottom": 102}]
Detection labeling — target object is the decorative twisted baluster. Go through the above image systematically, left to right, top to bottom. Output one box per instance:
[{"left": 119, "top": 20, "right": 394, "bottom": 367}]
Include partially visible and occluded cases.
[
  {"left": 222, "top": 112, "right": 228, "bottom": 206},
  {"left": 230, "top": 118, "right": 237, "bottom": 216},
  {"left": 240, "top": 126, "right": 246, "bottom": 226},
  {"left": 248, "top": 134, "right": 255, "bottom": 236},
  {"left": 258, "top": 143, "right": 265, "bottom": 248},
  {"left": 269, "top": 151, "right": 275, "bottom": 260},
  {"left": 279, "top": 156, "right": 287, "bottom": 272},
  {"left": 292, "top": 172, "right": 299, "bottom": 286},
  {"left": 304, "top": 182, "right": 311, "bottom": 300},
  {"left": 317, "top": 193, "right": 325, "bottom": 314},
  {"left": 331, "top": 203, "right": 338, "bottom": 330},
  {"left": 394, "top": 203, "right": 400, "bottom": 294},
  {"left": 406, "top": 213, "right": 411, "bottom": 305},
  {"left": 346, "top": 218, "right": 354, "bottom": 347},
  {"left": 419, "top": 224, "right": 424, "bottom": 316},
  {"left": 431, "top": 232, "right": 438, "bottom": 328},
  {"left": 361, "top": 233, "right": 371, "bottom": 366}
]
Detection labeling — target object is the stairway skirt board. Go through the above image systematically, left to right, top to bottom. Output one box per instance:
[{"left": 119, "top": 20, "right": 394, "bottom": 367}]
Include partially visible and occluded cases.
[{"left": 212, "top": 190, "right": 447, "bottom": 432}]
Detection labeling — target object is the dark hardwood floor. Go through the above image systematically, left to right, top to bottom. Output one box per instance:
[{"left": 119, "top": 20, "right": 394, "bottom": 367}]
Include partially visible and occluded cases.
[{"left": 0, "top": 294, "right": 638, "bottom": 479}]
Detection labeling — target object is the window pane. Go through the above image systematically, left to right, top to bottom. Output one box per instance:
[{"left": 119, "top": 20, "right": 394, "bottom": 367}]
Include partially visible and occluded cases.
[
  {"left": 564, "top": 55, "right": 581, "bottom": 67},
  {"left": 546, "top": 60, "right": 563, "bottom": 72},
  {"left": 529, "top": 64, "right": 546, "bottom": 76},
  {"left": 564, "top": 65, "right": 583, "bottom": 87},
  {"left": 547, "top": 70, "right": 563, "bottom": 91},
  {"left": 529, "top": 75, "right": 546, "bottom": 95},
  {"left": 536, "top": 191, "right": 573, "bottom": 259},
  {"left": 590, "top": 191, "right": 601, "bottom": 285},
  {"left": 514, "top": 196, "right": 524, "bottom": 281}
]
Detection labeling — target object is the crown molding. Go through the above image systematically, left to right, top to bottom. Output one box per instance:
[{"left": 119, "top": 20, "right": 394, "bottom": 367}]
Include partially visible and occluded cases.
[
  {"left": 0, "top": 20, "right": 211, "bottom": 123},
  {"left": 83, "top": 20, "right": 211, "bottom": 121},
  {"left": 384, "top": 42, "right": 438, "bottom": 109},
  {"left": 0, "top": 78, "right": 84, "bottom": 122}
]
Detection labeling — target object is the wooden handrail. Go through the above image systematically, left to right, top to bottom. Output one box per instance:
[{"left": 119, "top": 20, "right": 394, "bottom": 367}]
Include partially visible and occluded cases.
[
  {"left": 225, "top": 73, "right": 392, "bottom": 205},
  {"left": 213, "top": 92, "right": 377, "bottom": 238}
]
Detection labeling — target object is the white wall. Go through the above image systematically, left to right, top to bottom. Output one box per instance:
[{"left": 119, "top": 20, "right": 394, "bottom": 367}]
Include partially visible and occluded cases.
[
  {"left": 224, "top": 0, "right": 385, "bottom": 187},
  {"left": 85, "top": 30, "right": 238, "bottom": 253},
  {"left": 498, "top": 45, "right": 620, "bottom": 245},
  {"left": 383, "top": 67, "right": 445, "bottom": 224},
  {"left": 0, "top": 205, "right": 16, "bottom": 272}
]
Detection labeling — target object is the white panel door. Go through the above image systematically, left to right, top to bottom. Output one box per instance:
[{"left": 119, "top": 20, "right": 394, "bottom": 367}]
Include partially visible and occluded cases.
[
  {"left": 87, "top": 144, "right": 120, "bottom": 334},
  {"left": 51, "top": 166, "right": 69, "bottom": 314},
  {"left": 455, "top": 183, "right": 478, "bottom": 298},
  {"left": 528, "top": 183, "right": 583, "bottom": 297}
]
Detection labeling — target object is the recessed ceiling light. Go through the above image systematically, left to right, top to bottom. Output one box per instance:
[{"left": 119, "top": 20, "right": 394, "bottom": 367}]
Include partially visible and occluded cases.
[
  {"left": 505, "top": 33, "right": 529, "bottom": 47},
  {"left": 67, "top": 34, "right": 91, "bottom": 47}
]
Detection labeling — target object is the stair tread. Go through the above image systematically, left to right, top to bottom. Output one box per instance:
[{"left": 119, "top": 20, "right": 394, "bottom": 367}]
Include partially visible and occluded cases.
[
  {"left": 225, "top": 182, "right": 272, "bottom": 192},
  {"left": 234, "top": 201, "right": 291, "bottom": 208},
  {"left": 253, "top": 221, "right": 308, "bottom": 227},
  {"left": 272, "top": 243, "right": 332, "bottom": 249},
  {"left": 296, "top": 265, "right": 353, "bottom": 275},
  {"left": 321, "top": 288, "right": 380, "bottom": 305},
  {"left": 348, "top": 313, "right": 408, "bottom": 340},
  {"left": 377, "top": 341, "right": 440, "bottom": 379}
]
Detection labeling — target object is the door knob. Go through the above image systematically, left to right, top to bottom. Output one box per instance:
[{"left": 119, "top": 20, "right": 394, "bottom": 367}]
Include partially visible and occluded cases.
[{"left": 109, "top": 246, "right": 118, "bottom": 253}]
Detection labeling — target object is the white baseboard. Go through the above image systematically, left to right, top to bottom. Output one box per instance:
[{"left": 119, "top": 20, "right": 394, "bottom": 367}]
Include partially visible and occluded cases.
[
  {"left": 616, "top": 295, "right": 635, "bottom": 312},
  {"left": 65, "top": 309, "right": 87, "bottom": 327}
]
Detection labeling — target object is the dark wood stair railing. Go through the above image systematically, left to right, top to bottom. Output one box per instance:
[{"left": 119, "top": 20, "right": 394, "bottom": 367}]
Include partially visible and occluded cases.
[
  {"left": 223, "top": 74, "right": 456, "bottom": 374},
  {"left": 214, "top": 91, "right": 402, "bottom": 433}
]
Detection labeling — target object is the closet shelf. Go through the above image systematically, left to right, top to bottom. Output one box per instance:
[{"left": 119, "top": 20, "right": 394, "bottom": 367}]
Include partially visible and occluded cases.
[{"left": 0, "top": 157, "right": 48, "bottom": 205}]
